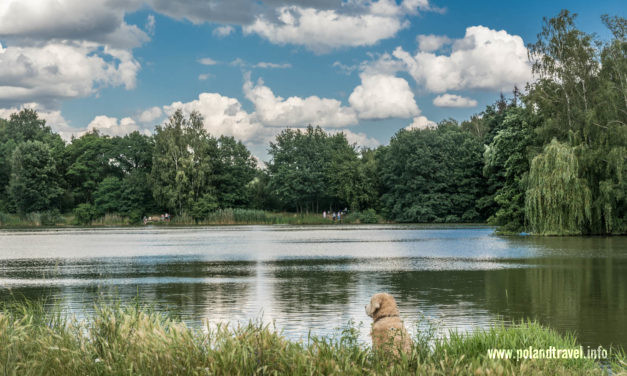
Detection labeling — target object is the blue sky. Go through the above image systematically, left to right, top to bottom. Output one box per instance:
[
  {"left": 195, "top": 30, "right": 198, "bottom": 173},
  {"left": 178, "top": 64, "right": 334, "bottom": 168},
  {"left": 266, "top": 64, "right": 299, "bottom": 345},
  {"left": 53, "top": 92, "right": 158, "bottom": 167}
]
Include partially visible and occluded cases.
[{"left": 0, "top": 0, "right": 624, "bottom": 159}]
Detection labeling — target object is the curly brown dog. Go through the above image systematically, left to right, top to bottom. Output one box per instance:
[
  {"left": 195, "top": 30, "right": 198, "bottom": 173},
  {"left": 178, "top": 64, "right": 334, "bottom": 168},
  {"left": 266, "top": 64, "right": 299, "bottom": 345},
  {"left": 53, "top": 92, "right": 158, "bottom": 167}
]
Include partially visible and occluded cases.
[{"left": 365, "top": 293, "right": 412, "bottom": 355}]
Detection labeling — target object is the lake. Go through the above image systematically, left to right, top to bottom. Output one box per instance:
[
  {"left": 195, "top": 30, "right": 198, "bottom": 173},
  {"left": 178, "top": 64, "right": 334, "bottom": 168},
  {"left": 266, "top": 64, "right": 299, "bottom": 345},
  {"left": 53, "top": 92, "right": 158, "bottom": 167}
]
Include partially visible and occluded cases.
[{"left": 0, "top": 225, "right": 625, "bottom": 349}]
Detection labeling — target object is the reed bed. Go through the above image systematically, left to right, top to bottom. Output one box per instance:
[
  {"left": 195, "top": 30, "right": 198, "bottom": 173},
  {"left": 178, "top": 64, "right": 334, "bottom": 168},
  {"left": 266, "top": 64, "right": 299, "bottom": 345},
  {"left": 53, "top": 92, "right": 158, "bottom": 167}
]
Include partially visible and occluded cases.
[
  {"left": 0, "top": 209, "right": 385, "bottom": 227},
  {"left": 174, "top": 209, "right": 371, "bottom": 225},
  {"left": 0, "top": 211, "right": 68, "bottom": 227},
  {"left": 0, "top": 300, "right": 623, "bottom": 375}
]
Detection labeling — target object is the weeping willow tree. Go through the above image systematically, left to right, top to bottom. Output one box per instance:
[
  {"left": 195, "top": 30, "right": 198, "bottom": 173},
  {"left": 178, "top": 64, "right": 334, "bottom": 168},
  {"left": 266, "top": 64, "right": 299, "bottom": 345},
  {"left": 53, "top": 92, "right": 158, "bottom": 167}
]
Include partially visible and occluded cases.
[{"left": 525, "top": 139, "right": 592, "bottom": 235}]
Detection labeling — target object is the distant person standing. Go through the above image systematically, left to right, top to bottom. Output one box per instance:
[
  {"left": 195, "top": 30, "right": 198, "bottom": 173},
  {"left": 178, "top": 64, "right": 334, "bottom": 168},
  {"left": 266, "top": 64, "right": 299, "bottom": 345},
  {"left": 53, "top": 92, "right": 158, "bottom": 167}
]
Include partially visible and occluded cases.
[
  {"left": 323, "top": 211, "right": 327, "bottom": 219},
  {"left": 337, "top": 211, "right": 341, "bottom": 222},
  {"left": 332, "top": 212, "right": 337, "bottom": 222}
]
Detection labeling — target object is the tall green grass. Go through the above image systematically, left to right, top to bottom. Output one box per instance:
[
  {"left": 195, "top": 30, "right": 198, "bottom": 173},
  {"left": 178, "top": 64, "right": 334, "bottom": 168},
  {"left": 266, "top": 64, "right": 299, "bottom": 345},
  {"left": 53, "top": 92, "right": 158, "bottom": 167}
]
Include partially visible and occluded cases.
[
  {"left": 0, "top": 211, "right": 68, "bottom": 227},
  {"left": 89, "top": 213, "right": 131, "bottom": 226},
  {"left": 0, "top": 300, "right": 623, "bottom": 375}
]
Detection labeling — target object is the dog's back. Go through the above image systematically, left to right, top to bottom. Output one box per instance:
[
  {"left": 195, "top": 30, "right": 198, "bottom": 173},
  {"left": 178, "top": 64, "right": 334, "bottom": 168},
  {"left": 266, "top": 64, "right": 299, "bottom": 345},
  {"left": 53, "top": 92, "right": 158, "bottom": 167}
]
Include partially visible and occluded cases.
[
  {"left": 365, "top": 293, "right": 412, "bottom": 355},
  {"left": 371, "top": 315, "right": 412, "bottom": 354}
]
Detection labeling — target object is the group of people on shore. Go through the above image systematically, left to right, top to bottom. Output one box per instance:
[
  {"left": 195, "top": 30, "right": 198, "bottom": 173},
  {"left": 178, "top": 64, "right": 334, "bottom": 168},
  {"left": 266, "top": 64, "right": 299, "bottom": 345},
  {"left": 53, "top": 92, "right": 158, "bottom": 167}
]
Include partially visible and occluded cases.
[
  {"left": 322, "top": 209, "right": 347, "bottom": 222},
  {"left": 143, "top": 213, "right": 170, "bottom": 225}
]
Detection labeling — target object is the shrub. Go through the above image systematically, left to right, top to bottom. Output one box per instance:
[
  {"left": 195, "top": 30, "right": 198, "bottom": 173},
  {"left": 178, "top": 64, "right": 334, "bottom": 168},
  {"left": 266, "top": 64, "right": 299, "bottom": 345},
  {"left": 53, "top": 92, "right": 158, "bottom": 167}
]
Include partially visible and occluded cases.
[
  {"left": 191, "top": 194, "right": 219, "bottom": 221},
  {"left": 73, "top": 203, "right": 97, "bottom": 225},
  {"left": 40, "top": 209, "right": 63, "bottom": 226},
  {"left": 127, "top": 209, "right": 144, "bottom": 224},
  {"left": 359, "top": 209, "right": 379, "bottom": 224}
]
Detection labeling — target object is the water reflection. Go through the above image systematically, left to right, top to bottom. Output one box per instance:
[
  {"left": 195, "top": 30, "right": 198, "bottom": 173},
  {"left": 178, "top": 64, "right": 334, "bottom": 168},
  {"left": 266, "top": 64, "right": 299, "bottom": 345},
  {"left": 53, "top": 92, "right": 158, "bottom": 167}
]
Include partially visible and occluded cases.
[{"left": 0, "top": 225, "right": 625, "bottom": 348}]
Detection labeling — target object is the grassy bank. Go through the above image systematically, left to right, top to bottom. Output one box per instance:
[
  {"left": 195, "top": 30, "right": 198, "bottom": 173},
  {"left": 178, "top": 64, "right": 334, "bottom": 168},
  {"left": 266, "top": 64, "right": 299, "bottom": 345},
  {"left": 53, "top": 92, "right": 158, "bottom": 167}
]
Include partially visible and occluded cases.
[
  {"left": 0, "top": 209, "right": 382, "bottom": 228},
  {"left": 0, "top": 301, "right": 624, "bottom": 375}
]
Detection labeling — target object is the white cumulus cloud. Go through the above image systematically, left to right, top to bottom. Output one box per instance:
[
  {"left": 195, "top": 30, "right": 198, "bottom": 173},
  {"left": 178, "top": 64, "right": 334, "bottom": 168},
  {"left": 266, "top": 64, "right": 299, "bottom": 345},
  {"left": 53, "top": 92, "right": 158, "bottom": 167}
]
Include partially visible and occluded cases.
[
  {"left": 0, "top": 0, "right": 147, "bottom": 108},
  {"left": 0, "top": 0, "right": 146, "bottom": 49},
  {"left": 243, "top": 1, "right": 410, "bottom": 53},
  {"left": 145, "top": 14, "right": 156, "bottom": 36},
  {"left": 213, "top": 25, "right": 235, "bottom": 37},
  {"left": 393, "top": 26, "right": 532, "bottom": 92},
  {"left": 416, "top": 34, "right": 451, "bottom": 52},
  {"left": 0, "top": 42, "right": 140, "bottom": 108},
  {"left": 198, "top": 57, "right": 218, "bottom": 65},
  {"left": 254, "top": 62, "right": 292, "bottom": 69},
  {"left": 348, "top": 73, "right": 419, "bottom": 119},
  {"left": 243, "top": 76, "right": 358, "bottom": 127},
  {"left": 163, "top": 93, "right": 265, "bottom": 142},
  {"left": 433, "top": 93, "right": 478, "bottom": 107},
  {"left": 138, "top": 106, "right": 164, "bottom": 124},
  {"left": 87, "top": 115, "right": 148, "bottom": 137},
  {"left": 406, "top": 115, "right": 437, "bottom": 130},
  {"left": 329, "top": 129, "right": 380, "bottom": 148}
]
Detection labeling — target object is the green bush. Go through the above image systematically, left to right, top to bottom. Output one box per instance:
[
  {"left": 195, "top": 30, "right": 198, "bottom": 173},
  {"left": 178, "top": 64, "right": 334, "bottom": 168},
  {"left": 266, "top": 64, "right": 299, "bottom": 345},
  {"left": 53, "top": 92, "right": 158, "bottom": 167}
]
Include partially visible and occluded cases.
[
  {"left": 191, "top": 194, "right": 219, "bottom": 221},
  {"left": 73, "top": 203, "right": 97, "bottom": 225},
  {"left": 40, "top": 209, "right": 63, "bottom": 226},
  {"left": 127, "top": 209, "right": 144, "bottom": 224},
  {"left": 359, "top": 209, "right": 379, "bottom": 224}
]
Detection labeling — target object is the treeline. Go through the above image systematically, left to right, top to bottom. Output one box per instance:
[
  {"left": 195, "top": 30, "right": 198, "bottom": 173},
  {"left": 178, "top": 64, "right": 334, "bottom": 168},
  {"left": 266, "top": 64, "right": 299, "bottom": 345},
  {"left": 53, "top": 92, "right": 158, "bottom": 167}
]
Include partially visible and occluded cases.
[{"left": 0, "top": 11, "right": 625, "bottom": 234}]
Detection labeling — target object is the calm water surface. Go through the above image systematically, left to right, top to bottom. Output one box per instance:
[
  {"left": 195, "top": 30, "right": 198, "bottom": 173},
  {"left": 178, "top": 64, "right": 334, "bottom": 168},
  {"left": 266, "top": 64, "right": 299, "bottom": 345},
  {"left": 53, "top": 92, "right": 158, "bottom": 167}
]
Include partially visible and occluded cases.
[{"left": 0, "top": 225, "right": 625, "bottom": 349}]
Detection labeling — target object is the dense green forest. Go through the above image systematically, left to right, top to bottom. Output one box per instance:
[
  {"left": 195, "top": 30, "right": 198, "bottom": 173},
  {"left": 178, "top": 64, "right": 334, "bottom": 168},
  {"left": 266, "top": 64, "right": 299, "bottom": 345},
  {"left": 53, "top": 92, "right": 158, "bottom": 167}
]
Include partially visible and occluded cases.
[{"left": 0, "top": 11, "right": 625, "bottom": 235}]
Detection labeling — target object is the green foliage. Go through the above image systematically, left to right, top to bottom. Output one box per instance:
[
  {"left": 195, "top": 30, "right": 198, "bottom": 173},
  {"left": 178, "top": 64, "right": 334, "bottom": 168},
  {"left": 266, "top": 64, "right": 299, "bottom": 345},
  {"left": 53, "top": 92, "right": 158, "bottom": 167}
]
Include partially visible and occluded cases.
[
  {"left": 524, "top": 11, "right": 627, "bottom": 234},
  {"left": 483, "top": 108, "right": 537, "bottom": 232},
  {"left": 0, "top": 110, "right": 65, "bottom": 212},
  {"left": 151, "top": 110, "right": 217, "bottom": 215},
  {"left": 378, "top": 121, "right": 486, "bottom": 223},
  {"left": 267, "top": 126, "right": 379, "bottom": 213},
  {"left": 267, "top": 126, "right": 335, "bottom": 212},
  {"left": 65, "top": 131, "right": 118, "bottom": 205},
  {"left": 113, "top": 131, "right": 154, "bottom": 173},
  {"left": 213, "top": 136, "right": 257, "bottom": 208},
  {"left": 526, "top": 140, "right": 592, "bottom": 235},
  {"left": 9, "top": 141, "right": 64, "bottom": 214},
  {"left": 329, "top": 143, "right": 381, "bottom": 211},
  {"left": 120, "top": 170, "right": 156, "bottom": 218},
  {"left": 246, "top": 171, "right": 279, "bottom": 210},
  {"left": 94, "top": 177, "right": 123, "bottom": 215},
  {"left": 190, "top": 193, "right": 219, "bottom": 221},
  {"left": 73, "top": 203, "right": 97, "bottom": 225},
  {"left": 358, "top": 208, "right": 379, "bottom": 224},
  {"left": 40, "top": 209, "right": 63, "bottom": 226},
  {"left": 0, "top": 300, "right": 618, "bottom": 376}
]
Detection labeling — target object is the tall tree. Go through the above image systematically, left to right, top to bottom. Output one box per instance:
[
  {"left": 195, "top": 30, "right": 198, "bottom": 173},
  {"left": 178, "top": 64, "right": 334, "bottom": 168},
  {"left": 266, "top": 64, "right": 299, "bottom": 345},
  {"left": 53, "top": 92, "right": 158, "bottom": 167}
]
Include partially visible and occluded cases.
[
  {"left": 527, "top": 10, "right": 598, "bottom": 142},
  {"left": 525, "top": 11, "right": 626, "bottom": 234},
  {"left": 483, "top": 107, "right": 537, "bottom": 232},
  {"left": 0, "top": 110, "right": 65, "bottom": 211},
  {"left": 151, "top": 110, "right": 217, "bottom": 215},
  {"left": 378, "top": 121, "right": 486, "bottom": 223},
  {"left": 267, "top": 126, "right": 359, "bottom": 212},
  {"left": 267, "top": 126, "right": 327, "bottom": 212},
  {"left": 65, "top": 131, "right": 118, "bottom": 205},
  {"left": 213, "top": 136, "right": 257, "bottom": 208},
  {"left": 526, "top": 139, "right": 592, "bottom": 235},
  {"left": 9, "top": 141, "right": 63, "bottom": 214}
]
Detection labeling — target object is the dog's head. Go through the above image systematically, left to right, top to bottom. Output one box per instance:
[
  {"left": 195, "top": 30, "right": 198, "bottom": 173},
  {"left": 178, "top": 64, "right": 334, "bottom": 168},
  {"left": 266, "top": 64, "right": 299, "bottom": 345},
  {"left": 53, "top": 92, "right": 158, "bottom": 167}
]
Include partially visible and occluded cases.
[{"left": 365, "top": 292, "right": 399, "bottom": 319}]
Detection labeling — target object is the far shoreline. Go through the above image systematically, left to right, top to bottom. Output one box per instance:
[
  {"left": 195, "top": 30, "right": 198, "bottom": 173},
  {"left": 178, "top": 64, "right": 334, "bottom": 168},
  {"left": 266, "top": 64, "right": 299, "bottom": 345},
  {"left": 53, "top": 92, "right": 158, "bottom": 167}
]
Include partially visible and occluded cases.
[{"left": 0, "top": 221, "right": 493, "bottom": 230}]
